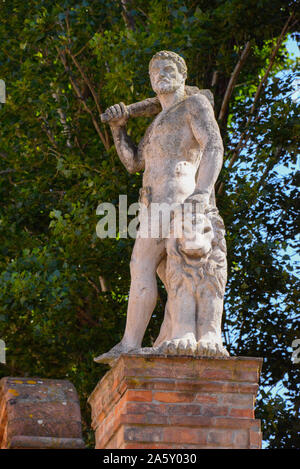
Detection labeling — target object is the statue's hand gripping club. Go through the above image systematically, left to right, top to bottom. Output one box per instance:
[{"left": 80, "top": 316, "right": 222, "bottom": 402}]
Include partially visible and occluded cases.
[
  {"left": 101, "top": 96, "right": 161, "bottom": 125},
  {"left": 101, "top": 102, "right": 130, "bottom": 127}
]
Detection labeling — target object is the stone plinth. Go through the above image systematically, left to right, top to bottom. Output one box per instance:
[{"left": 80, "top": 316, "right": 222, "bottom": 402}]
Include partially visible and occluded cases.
[
  {"left": 89, "top": 354, "right": 263, "bottom": 449},
  {"left": 0, "top": 377, "right": 85, "bottom": 449}
]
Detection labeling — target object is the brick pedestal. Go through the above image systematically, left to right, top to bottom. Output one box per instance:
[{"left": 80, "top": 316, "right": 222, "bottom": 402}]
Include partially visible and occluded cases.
[
  {"left": 89, "top": 354, "right": 263, "bottom": 449},
  {"left": 0, "top": 377, "right": 85, "bottom": 449}
]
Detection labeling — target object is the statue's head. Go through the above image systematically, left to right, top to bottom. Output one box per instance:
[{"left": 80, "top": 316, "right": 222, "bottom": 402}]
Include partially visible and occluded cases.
[{"left": 149, "top": 51, "right": 187, "bottom": 95}]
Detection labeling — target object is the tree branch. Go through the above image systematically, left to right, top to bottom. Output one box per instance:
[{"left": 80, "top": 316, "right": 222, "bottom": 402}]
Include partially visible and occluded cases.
[
  {"left": 121, "top": 0, "right": 136, "bottom": 31},
  {"left": 217, "top": 12, "right": 295, "bottom": 197},
  {"left": 248, "top": 12, "right": 295, "bottom": 117},
  {"left": 218, "top": 41, "right": 252, "bottom": 122},
  {"left": 57, "top": 48, "right": 110, "bottom": 151},
  {"left": 65, "top": 48, "right": 110, "bottom": 148},
  {"left": 52, "top": 91, "right": 72, "bottom": 148},
  {"left": 38, "top": 116, "right": 59, "bottom": 150},
  {"left": 0, "top": 168, "right": 16, "bottom": 175},
  {"left": 99, "top": 275, "right": 109, "bottom": 292}
]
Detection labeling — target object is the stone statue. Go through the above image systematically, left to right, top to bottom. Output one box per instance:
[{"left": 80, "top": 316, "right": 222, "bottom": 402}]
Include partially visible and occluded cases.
[{"left": 94, "top": 51, "right": 228, "bottom": 364}]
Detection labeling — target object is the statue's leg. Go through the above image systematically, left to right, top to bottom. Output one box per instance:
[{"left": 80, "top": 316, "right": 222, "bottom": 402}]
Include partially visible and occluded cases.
[
  {"left": 94, "top": 237, "right": 166, "bottom": 363},
  {"left": 122, "top": 237, "right": 166, "bottom": 347},
  {"left": 156, "top": 237, "right": 198, "bottom": 355},
  {"left": 153, "top": 257, "right": 171, "bottom": 347},
  {"left": 196, "top": 282, "right": 229, "bottom": 357},
  {"left": 158, "top": 284, "right": 198, "bottom": 355}
]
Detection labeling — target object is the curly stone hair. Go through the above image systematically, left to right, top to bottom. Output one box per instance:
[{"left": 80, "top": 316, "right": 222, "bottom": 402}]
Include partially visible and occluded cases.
[{"left": 149, "top": 50, "right": 187, "bottom": 78}]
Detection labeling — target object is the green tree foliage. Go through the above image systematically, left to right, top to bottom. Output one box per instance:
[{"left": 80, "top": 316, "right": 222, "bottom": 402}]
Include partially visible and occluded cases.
[{"left": 0, "top": 0, "right": 299, "bottom": 448}]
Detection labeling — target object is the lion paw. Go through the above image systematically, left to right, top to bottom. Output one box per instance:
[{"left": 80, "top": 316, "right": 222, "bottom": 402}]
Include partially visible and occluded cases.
[
  {"left": 159, "top": 335, "right": 197, "bottom": 356},
  {"left": 196, "top": 340, "right": 229, "bottom": 358}
]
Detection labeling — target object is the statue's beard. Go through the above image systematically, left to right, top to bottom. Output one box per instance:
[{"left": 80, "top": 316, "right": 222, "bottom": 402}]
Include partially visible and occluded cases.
[{"left": 153, "top": 80, "right": 182, "bottom": 95}]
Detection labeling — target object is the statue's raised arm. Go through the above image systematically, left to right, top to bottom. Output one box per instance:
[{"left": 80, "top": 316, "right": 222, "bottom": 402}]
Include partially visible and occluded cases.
[{"left": 103, "top": 101, "right": 144, "bottom": 174}]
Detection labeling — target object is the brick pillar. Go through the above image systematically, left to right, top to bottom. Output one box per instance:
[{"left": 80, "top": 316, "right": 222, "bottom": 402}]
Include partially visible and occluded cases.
[
  {"left": 89, "top": 354, "right": 263, "bottom": 449},
  {"left": 0, "top": 377, "right": 85, "bottom": 449}
]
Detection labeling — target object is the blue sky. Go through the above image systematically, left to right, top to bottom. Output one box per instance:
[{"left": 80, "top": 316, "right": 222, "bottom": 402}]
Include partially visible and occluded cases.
[{"left": 260, "top": 35, "right": 299, "bottom": 448}]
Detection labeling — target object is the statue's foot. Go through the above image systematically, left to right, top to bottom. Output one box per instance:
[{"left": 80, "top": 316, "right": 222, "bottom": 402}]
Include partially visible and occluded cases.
[
  {"left": 158, "top": 334, "right": 197, "bottom": 356},
  {"left": 196, "top": 340, "right": 229, "bottom": 358},
  {"left": 94, "top": 342, "right": 137, "bottom": 365}
]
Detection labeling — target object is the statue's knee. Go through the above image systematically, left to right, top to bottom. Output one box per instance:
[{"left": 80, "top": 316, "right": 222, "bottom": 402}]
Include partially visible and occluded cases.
[
  {"left": 130, "top": 255, "right": 156, "bottom": 277},
  {"left": 129, "top": 257, "right": 139, "bottom": 275},
  {"left": 130, "top": 260, "right": 147, "bottom": 285}
]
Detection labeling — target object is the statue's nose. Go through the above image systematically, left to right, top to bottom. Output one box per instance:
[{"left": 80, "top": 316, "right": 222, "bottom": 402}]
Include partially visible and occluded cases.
[{"left": 159, "top": 70, "right": 168, "bottom": 78}]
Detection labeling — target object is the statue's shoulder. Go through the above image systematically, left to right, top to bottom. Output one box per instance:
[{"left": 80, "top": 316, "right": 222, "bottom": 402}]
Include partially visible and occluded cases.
[{"left": 185, "top": 92, "right": 213, "bottom": 114}]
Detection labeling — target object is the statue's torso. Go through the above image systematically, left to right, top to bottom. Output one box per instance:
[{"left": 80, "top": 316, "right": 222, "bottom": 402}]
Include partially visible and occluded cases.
[{"left": 138, "top": 97, "right": 204, "bottom": 204}]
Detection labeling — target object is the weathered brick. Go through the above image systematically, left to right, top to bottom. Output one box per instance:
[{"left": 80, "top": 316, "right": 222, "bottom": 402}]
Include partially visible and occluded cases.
[
  {"left": 89, "top": 355, "right": 262, "bottom": 449},
  {"left": 201, "top": 368, "right": 233, "bottom": 380},
  {"left": 233, "top": 370, "right": 260, "bottom": 383},
  {"left": 0, "top": 377, "right": 85, "bottom": 449},
  {"left": 125, "top": 377, "right": 258, "bottom": 394},
  {"left": 2, "top": 378, "right": 78, "bottom": 403},
  {"left": 195, "top": 381, "right": 259, "bottom": 394},
  {"left": 126, "top": 390, "right": 152, "bottom": 402},
  {"left": 153, "top": 391, "right": 195, "bottom": 403},
  {"left": 195, "top": 393, "right": 219, "bottom": 404},
  {"left": 221, "top": 393, "right": 254, "bottom": 408},
  {"left": 113, "top": 396, "right": 127, "bottom": 420},
  {"left": 6, "top": 400, "right": 81, "bottom": 422},
  {"left": 126, "top": 401, "right": 165, "bottom": 416},
  {"left": 164, "top": 403, "right": 202, "bottom": 416},
  {"left": 191, "top": 404, "right": 229, "bottom": 417},
  {"left": 229, "top": 408, "right": 254, "bottom": 419},
  {"left": 94, "top": 409, "right": 106, "bottom": 427},
  {"left": 95, "top": 411, "right": 122, "bottom": 449},
  {"left": 121, "top": 412, "right": 169, "bottom": 426},
  {"left": 168, "top": 415, "right": 214, "bottom": 427},
  {"left": 213, "top": 417, "right": 261, "bottom": 430},
  {"left": 7, "top": 418, "right": 82, "bottom": 439},
  {"left": 0, "top": 425, "right": 8, "bottom": 449},
  {"left": 124, "top": 425, "right": 164, "bottom": 443},
  {"left": 105, "top": 426, "right": 124, "bottom": 450},
  {"left": 163, "top": 426, "right": 207, "bottom": 445},
  {"left": 207, "top": 429, "right": 233, "bottom": 447},
  {"left": 233, "top": 429, "right": 249, "bottom": 448},
  {"left": 249, "top": 429, "right": 262, "bottom": 449},
  {"left": 9, "top": 435, "right": 85, "bottom": 449},
  {"left": 123, "top": 442, "right": 176, "bottom": 449}
]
